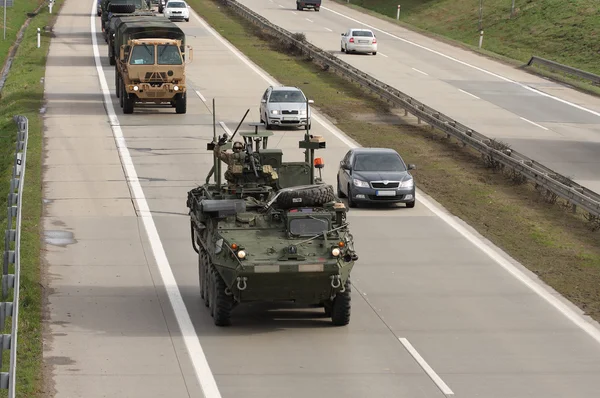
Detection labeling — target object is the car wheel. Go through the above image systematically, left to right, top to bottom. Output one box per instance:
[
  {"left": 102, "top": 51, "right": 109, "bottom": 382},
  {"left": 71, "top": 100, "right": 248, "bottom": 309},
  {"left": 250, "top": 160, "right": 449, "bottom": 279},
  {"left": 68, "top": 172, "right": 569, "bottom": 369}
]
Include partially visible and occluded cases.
[
  {"left": 185, "top": 18, "right": 189, "bottom": 22},
  {"left": 341, "top": 44, "right": 345, "bottom": 52},
  {"left": 345, "top": 44, "right": 350, "bottom": 54},
  {"left": 373, "top": 52, "right": 377, "bottom": 55},
  {"left": 265, "top": 114, "right": 272, "bottom": 130},
  {"left": 337, "top": 177, "right": 346, "bottom": 198},
  {"left": 347, "top": 184, "right": 356, "bottom": 208},
  {"left": 406, "top": 200, "right": 415, "bottom": 208}
]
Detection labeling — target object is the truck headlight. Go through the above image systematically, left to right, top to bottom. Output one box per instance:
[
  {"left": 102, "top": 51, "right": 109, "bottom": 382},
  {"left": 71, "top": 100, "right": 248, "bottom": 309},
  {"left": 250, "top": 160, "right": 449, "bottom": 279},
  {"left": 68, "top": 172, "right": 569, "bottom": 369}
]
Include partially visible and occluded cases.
[
  {"left": 133, "top": 85, "right": 139, "bottom": 91},
  {"left": 174, "top": 85, "right": 179, "bottom": 91},
  {"left": 331, "top": 248, "right": 340, "bottom": 257},
  {"left": 237, "top": 250, "right": 246, "bottom": 259}
]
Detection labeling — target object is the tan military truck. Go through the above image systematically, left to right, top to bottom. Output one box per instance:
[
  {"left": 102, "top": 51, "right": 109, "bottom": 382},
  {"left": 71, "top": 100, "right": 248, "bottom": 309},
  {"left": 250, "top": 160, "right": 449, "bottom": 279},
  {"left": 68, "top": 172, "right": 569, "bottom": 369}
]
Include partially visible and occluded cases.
[{"left": 115, "top": 19, "right": 192, "bottom": 114}]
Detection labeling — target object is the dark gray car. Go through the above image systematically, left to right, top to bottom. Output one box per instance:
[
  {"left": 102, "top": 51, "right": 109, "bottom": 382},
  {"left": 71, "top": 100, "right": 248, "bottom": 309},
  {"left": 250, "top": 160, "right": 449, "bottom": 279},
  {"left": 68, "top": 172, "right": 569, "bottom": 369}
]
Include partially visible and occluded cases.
[{"left": 336, "top": 148, "right": 416, "bottom": 208}]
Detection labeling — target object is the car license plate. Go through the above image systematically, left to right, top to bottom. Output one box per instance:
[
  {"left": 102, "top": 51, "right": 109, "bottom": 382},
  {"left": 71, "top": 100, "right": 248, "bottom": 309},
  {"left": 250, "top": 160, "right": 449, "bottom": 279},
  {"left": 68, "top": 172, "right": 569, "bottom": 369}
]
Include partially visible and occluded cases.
[
  {"left": 359, "top": 40, "right": 369, "bottom": 44},
  {"left": 283, "top": 117, "right": 297, "bottom": 120},
  {"left": 376, "top": 190, "right": 396, "bottom": 196}
]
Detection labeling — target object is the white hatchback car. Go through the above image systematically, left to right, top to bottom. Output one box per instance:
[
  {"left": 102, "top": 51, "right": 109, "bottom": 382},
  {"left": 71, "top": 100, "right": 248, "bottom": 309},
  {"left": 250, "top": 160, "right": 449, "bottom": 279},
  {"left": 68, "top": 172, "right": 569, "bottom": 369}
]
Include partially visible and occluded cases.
[
  {"left": 164, "top": 0, "right": 189, "bottom": 22},
  {"left": 341, "top": 28, "right": 377, "bottom": 55}
]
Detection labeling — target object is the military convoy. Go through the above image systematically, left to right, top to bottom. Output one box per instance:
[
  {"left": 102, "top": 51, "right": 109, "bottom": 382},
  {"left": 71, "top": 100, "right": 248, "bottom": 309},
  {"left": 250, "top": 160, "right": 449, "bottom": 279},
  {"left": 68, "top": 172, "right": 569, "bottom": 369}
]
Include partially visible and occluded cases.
[
  {"left": 99, "top": 0, "right": 191, "bottom": 114},
  {"left": 186, "top": 103, "right": 359, "bottom": 327}
]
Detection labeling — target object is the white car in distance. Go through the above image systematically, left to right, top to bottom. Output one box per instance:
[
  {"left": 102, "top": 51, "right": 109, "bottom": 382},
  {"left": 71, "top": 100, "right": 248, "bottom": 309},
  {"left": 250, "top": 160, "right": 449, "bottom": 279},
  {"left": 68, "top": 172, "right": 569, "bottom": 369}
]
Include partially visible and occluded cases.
[
  {"left": 164, "top": 0, "right": 190, "bottom": 22},
  {"left": 341, "top": 28, "right": 377, "bottom": 55}
]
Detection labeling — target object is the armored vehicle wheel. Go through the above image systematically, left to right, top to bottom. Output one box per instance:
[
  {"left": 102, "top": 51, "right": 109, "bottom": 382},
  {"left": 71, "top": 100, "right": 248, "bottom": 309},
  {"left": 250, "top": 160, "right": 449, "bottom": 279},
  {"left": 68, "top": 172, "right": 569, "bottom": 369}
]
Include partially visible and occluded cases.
[
  {"left": 108, "top": 3, "right": 136, "bottom": 13},
  {"left": 175, "top": 93, "right": 187, "bottom": 114},
  {"left": 276, "top": 184, "right": 336, "bottom": 209},
  {"left": 198, "top": 250, "right": 206, "bottom": 300},
  {"left": 209, "top": 266, "right": 234, "bottom": 326},
  {"left": 331, "top": 280, "right": 351, "bottom": 326}
]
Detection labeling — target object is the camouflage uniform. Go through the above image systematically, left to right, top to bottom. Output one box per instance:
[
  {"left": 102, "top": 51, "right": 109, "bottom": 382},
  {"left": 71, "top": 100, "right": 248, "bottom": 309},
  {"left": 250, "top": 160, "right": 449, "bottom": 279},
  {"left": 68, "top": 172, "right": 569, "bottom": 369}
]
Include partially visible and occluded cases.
[{"left": 214, "top": 142, "right": 245, "bottom": 183}]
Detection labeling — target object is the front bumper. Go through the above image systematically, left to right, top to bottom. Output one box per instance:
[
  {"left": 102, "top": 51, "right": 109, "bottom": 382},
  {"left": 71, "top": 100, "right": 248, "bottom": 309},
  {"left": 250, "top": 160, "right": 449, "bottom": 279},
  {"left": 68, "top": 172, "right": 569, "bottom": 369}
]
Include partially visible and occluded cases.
[
  {"left": 125, "top": 82, "right": 185, "bottom": 101},
  {"left": 267, "top": 115, "right": 310, "bottom": 127},
  {"left": 351, "top": 185, "right": 415, "bottom": 203}
]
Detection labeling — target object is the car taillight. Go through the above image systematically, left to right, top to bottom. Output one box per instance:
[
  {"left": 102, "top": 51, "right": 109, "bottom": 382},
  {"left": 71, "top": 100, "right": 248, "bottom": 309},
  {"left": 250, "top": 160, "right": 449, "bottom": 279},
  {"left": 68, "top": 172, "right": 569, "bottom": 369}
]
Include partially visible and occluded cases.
[
  {"left": 349, "top": 37, "right": 354, "bottom": 43},
  {"left": 372, "top": 38, "right": 377, "bottom": 43}
]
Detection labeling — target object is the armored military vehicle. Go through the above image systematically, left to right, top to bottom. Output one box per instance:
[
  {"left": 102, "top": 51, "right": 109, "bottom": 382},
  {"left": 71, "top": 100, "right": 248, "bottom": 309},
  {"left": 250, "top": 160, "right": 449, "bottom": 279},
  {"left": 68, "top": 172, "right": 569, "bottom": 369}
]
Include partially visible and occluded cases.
[
  {"left": 114, "top": 19, "right": 191, "bottom": 114},
  {"left": 187, "top": 102, "right": 358, "bottom": 327}
]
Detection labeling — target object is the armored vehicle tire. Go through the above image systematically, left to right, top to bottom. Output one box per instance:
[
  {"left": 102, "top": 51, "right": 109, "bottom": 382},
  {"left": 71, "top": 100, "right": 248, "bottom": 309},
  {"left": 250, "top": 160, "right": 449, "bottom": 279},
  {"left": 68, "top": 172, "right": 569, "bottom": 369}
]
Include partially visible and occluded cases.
[
  {"left": 108, "top": 3, "right": 136, "bottom": 13},
  {"left": 175, "top": 93, "right": 187, "bottom": 114},
  {"left": 276, "top": 184, "right": 336, "bottom": 209},
  {"left": 198, "top": 250, "right": 206, "bottom": 300},
  {"left": 209, "top": 266, "right": 234, "bottom": 326},
  {"left": 331, "top": 280, "right": 351, "bottom": 326}
]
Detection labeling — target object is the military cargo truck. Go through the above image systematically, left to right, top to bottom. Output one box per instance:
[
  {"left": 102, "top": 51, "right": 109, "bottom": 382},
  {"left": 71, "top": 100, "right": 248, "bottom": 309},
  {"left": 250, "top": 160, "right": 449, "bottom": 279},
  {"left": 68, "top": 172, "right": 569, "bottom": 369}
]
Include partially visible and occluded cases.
[
  {"left": 101, "top": 0, "right": 150, "bottom": 42},
  {"left": 107, "top": 14, "right": 158, "bottom": 66},
  {"left": 114, "top": 19, "right": 191, "bottom": 114},
  {"left": 187, "top": 104, "right": 359, "bottom": 327}
]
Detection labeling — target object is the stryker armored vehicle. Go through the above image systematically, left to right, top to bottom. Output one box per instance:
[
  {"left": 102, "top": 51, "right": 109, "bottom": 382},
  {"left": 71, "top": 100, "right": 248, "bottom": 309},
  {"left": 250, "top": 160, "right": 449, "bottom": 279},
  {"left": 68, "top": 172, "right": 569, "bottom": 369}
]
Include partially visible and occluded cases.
[
  {"left": 114, "top": 19, "right": 191, "bottom": 114},
  {"left": 186, "top": 101, "right": 358, "bottom": 327}
]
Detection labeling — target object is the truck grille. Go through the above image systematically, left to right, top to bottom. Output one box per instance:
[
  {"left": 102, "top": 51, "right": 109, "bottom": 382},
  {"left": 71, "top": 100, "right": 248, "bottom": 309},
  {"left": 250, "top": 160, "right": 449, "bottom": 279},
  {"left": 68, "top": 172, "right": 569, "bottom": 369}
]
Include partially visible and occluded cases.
[{"left": 144, "top": 72, "right": 167, "bottom": 83}]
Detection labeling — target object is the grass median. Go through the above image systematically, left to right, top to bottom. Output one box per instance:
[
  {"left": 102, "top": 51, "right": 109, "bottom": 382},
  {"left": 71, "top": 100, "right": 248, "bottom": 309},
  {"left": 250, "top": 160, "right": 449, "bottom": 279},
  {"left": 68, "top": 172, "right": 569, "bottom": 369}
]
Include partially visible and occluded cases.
[
  {"left": 0, "top": 0, "right": 65, "bottom": 396},
  {"left": 187, "top": 0, "right": 600, "bottom": 322}
]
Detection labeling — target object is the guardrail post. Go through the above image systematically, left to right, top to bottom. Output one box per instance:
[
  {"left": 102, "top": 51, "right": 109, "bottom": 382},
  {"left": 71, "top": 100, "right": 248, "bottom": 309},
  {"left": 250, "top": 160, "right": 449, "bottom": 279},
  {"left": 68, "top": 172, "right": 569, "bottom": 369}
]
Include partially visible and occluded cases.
[{"left": 1, "top": 115, "right": 28, "bottom": 398}]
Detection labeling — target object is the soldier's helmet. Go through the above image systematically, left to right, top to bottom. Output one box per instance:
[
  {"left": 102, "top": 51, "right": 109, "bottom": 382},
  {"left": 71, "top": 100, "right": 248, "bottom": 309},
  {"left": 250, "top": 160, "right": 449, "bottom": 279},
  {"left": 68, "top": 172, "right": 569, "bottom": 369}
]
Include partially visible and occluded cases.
[{"left": 232, "top": 141, "right": 244, "bottom": 153}]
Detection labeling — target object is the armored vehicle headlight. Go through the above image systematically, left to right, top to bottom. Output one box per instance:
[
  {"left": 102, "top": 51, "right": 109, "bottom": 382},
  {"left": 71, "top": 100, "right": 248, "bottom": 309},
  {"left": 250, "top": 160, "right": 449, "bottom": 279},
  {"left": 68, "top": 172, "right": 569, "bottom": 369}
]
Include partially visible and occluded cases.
[
  {"left": 133, "top": 85, "right": 139, "bottom": 91},
  {"left": 174, "top": 85, "right": 179, "bottom": 91},
  {"left": 331, "top": 248, "right": 340, "bottom": 257},
  {"left": 237, "top": 250, "right": 246, "bottom": 259}
]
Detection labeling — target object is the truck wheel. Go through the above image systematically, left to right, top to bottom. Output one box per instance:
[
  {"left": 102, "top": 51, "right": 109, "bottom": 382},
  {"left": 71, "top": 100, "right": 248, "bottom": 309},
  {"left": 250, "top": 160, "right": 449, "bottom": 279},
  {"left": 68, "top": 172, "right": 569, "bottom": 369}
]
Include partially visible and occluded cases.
[
  {"left": 108, "top": 3, "right": 136, "bottom": 13},
  {"left": 109, "top": 53, "right": 115, "bottom": 66},
  {"left": 115, "top": 73, "right": 120, "bottom": 98},
  {"left": 119, "top": 82, "right": 124, "bottom": 108},
  {"left": 122, "top": 83, "right": 134, "bottom": 114},
  {"left": 175, "top": 93, "right": 187, "bottom": 114},
  {"left": 276, "top": 184, "right": 336, "bottom": 209},
  {"left": 210, "top": 266, "right": 233, "bottom": 326},
  {"left": 331, "top": 280, "right": 351, "bottom": 326}
]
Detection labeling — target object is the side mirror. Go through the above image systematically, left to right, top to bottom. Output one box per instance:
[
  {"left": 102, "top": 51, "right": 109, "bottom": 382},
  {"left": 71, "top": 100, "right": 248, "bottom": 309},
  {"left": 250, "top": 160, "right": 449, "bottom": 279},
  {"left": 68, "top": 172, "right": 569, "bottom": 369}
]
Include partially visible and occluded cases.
[
  {"left": 341, "top": 33, "right": 345, "bottom": 36},
  {"left": 308, "top": 99, "right": 314, "bottom": 104},
  {"left": 408, "top": 164, "right": 416, "bottom": 170}
]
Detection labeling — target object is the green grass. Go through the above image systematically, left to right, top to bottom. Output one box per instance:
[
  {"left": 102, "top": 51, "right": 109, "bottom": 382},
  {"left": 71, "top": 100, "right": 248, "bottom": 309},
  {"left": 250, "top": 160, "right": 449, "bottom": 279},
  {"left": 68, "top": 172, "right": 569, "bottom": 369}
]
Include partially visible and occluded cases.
[
  {"left": 0, "top": 0, "right": 65, "bottom": 396},
  {"left": 0, "top": 0, "right": 46, "bottom": 76},
  {"left": 188, "top": 0, "right": 600, "bottom": 321},
  {"left": 331, "top": 0, "right": 600, "bottom": 93}
]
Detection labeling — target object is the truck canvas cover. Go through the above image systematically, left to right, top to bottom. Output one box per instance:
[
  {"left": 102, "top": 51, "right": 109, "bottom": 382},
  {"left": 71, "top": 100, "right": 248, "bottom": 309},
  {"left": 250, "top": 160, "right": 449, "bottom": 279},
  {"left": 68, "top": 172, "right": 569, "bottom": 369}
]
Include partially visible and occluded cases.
[{"left": 115, "top": 19, "right": 186, "bottom": 56}]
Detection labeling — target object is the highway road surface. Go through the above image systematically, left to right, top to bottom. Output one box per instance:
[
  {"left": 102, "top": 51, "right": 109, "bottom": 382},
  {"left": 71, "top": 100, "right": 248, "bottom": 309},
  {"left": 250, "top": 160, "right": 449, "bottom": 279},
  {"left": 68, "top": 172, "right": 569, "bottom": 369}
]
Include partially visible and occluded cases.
[
  {"left": 42, "top": 0, "right": 600, "bottom": 397},
  {"left": 237, "top": 0, "right": 600, "bottom": 193}
]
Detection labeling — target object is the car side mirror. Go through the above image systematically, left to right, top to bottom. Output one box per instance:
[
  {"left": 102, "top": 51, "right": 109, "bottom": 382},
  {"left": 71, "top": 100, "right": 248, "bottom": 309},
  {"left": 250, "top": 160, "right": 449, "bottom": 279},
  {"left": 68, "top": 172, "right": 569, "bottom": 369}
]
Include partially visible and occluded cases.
[
  {"left": 341, "top": 33, "right": 345, "bottom": 36},
  {"left": 308, "top": 99, "right": 314, "bottom": 104},
  {"left": 408, "top": 164, "right": 416, "bottom": 170}
]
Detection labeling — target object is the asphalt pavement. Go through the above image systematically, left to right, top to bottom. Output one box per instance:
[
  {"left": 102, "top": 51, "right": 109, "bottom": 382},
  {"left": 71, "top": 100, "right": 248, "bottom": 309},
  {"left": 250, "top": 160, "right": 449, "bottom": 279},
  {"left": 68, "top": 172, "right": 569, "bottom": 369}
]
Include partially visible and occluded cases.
[
  {"left": 41, "top": 0, "right": 600, "bottom": 397},
  {"left": 237, "top": 0, "right": 600, "bottom": 193}
]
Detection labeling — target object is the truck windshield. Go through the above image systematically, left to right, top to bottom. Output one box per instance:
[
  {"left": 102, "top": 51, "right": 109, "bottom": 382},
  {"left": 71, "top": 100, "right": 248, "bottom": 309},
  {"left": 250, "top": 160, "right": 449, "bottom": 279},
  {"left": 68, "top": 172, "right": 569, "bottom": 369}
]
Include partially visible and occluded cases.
[
  {"left": 130, "top": 44, "right": 155, "bottom": 65},
  {"left": 157, "top": 45, "right": 183, "bottom": 65},
  {"left": 289, "top": 217, "right": 329, "bottom": 237}
]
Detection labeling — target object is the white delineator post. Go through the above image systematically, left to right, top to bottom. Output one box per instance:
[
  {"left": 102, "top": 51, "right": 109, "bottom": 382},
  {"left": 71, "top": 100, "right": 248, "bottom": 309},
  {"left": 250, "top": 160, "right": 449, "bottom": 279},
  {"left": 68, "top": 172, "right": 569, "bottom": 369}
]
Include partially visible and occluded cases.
[
  {"left": 49, "top": 0, "right": 54, "bottom": 14},
  {"left": 397, "top": 5, "right": 401, "bottom": 20},
  {"left": 37, "top": 28, "right": 40, "bottom": 48},
  {"left": 478, "top": 30, "right": 484, "bottom": 48}
]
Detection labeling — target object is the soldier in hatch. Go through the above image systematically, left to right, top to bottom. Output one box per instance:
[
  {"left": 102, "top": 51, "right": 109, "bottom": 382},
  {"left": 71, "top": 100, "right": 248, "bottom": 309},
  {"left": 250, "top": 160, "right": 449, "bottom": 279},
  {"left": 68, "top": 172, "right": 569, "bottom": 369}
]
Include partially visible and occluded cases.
[{"left": 214, "top": 139, "right": 245, "bottom": 184}]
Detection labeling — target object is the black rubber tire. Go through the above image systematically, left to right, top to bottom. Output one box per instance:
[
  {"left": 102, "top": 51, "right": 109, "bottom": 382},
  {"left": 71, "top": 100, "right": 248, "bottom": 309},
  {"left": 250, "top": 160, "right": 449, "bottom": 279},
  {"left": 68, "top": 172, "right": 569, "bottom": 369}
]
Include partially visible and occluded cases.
[
  {"left": 108, "top": 3, "right": 136, "bottom": 13},
  {"left": 115, "top": 71, "right": 119, "bottom": 98},
  {"left": 119, "top": 80, "right": 124, "bottom": 108},
  {"left": 122, "top": 82, "right": 134, "bottom": 114},
  {"left": 175, "top": 93, "right": 187, "bottom": 114},
  {"left": 337, "top": 176, "right": 346, "bottom": 198},
  {"left": 276, "top": 184, "right": 336, "bottom": 209},
  {"left": 347, "top": 184, "right": 356, "bottom": 208},
  {"left": 406, "top": 200, "right": 415, "bottom": 208},
  {"left": 198, "top": 250, "right": 206, "bottom": 299},
  {"left": 203, "top": 251, "right": 210, "bottom": 308},
  {"left": 211, "top": 266, "right": 234, "bottom": 326},
  {"left": 331, "top": 279, "right": 351, "bottom": 326}
]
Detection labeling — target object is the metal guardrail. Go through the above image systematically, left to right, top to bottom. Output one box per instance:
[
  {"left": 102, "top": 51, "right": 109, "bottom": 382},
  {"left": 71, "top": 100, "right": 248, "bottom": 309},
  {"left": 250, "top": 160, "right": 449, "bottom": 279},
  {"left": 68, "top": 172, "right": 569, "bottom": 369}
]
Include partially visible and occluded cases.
[
  {"left": 217, "top": 0, "right": 600, "bottom": 218},
  {"left": 526, "top": 56, "right": 600, "bottom": 86},
  {"left": 0, "top": 116, "right": 28, "bottom": 398}
]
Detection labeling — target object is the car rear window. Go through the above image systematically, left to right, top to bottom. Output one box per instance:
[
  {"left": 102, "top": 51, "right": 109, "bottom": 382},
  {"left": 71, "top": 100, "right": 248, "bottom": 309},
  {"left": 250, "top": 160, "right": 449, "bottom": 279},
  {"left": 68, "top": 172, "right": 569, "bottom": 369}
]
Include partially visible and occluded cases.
[{"left": 352, "top": 31, "right": 373, "bottom": 37}]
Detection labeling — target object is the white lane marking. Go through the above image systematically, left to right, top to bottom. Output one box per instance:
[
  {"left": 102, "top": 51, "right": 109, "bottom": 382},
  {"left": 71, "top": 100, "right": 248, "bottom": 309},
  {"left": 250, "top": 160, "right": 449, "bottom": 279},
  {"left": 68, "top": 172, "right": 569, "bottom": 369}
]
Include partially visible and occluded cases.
[
  {"left": 90, "top": 2, "right": 222, "bottom": 398},
  {"left": 278, "top": 4, "right": 284, "bottom": 7},
  {"left": 322, "top": 6, "right": 600, "bottom": 119},
  {"left": 190, "top": 7, "right": 600, "bottom": 347},
  {"left": 292, "top": 11, "right": 297, "bottom": 15},
  {"left": 306, "top": 18, "right": 313, "bottom": 22},
  {"left": 324, "top": 27, "right": 332, "bottom": 32},
  {"left": 378, "top": 52, "right": 389, "bottom": 58},
  {"left": 412, "top": 67, "right": 428, "bottom": 76},
  {"left": 458, "top": 89, "right": 480, "bottom": 100},
  {"left": 195, "top": 90, "right": 206, "bottom": 102},
  {"left": 520, "top": 116, "right": 549, "bottom": 130},
  {"left": 218, "top": 121, "right": 232, "bottom": 135},
  {"left": 399, "top": 338, "right": 454, "bottom": 396}
]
